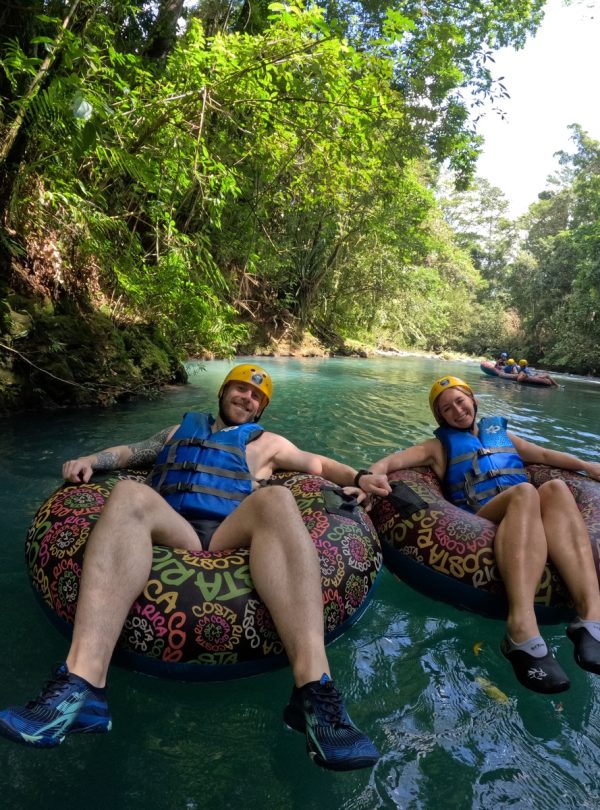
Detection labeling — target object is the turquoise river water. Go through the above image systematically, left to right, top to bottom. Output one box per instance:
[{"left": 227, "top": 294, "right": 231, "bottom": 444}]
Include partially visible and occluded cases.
[{"left": 2, "top": 356, "right": 600, "bottom": 809}]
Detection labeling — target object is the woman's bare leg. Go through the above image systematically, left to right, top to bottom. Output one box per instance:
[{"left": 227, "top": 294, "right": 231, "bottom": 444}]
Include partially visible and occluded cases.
[{"left": 477, "top": 483, "right": 547, "bottom": 642}]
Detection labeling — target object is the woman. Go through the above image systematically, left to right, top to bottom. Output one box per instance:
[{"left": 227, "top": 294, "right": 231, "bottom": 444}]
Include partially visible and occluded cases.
[
  {"left": 517, "top": 359, "right": 559, "bottom": 387},
  {"left": 367, "top": 375, "right": 600, "bottom": 694}
]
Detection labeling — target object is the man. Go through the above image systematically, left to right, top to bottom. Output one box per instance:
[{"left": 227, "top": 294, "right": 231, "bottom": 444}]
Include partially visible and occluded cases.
[
  {"left": 494, "top": 352, "right": 508, "bottom": 370},
  {"left": 0, "top": 364, "right": 389, "bottom": 771}
]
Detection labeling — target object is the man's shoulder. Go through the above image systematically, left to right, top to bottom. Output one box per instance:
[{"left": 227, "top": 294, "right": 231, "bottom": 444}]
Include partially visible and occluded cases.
[{"left": 251, "top": 429, "right": 287, "bottom": 445}]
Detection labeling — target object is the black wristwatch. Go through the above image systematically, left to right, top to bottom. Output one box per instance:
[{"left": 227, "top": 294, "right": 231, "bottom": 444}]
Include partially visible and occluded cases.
[{"left": 353, "top": 469, "right": 371, "bottom": 487}]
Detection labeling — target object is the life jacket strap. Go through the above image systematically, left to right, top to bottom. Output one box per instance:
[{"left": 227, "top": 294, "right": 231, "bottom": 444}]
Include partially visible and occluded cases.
[
  {"left": 175, "top": 437, "right": 245, "bottom": 457},
  {"left": 449, "top": 446, "right": 509, "bottom": 467},
  {"left": 153, "top": 460, "right": 253, "bottom": 480},
  {"left": 448, "top": 466, "right": 527, "bottom": 493},
  {"left": 462, "top": 476, "right": 523, "bottom": 510},
  {"left": 160, "top": 482, "right": 247, "bottom": 500}
]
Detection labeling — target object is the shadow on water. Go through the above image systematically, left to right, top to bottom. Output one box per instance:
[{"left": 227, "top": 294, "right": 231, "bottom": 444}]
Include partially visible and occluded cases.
[{"left": 2, "top": 356, "right": 600, "bottom": 809}]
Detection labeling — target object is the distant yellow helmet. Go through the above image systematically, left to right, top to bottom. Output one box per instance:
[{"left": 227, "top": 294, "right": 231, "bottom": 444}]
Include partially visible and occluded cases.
[
  {"left": 507, "top": 358, "right": 515, "bottom": 365},
  {"left": 519, "top": 359, "right": 528, "bottom": 367},
  {"left": 219, "top": 363, "right": 273, "bottom": 412},
  {"left": 429, "top": 376, "right": 474, "bottom": 424}
]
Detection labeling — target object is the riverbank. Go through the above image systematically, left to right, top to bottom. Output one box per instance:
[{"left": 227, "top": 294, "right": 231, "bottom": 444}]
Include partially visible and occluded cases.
[
  {"left": 0, "top": 298, "right": 188, "bottom": 417},
  {"left": 0, "top": 316, "right": 482, "bottom": 417},
  {"left": 249, "top": 330, "right": 476, "bottom": 363}
]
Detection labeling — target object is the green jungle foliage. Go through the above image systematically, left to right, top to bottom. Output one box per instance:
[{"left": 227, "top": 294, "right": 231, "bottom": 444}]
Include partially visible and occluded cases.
[
  {"left": 1, "top": 0, "right": 596, "bottom": 409},
  {"left": 506, "top": 126, "right": 600, "bottom": 375}
]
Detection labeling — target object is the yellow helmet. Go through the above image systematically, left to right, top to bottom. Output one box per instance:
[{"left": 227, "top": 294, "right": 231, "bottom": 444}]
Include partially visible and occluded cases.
[
  {"left": 507, "top": 358, "right": 515, "bottom": 365},
  {"left": 519, "top": 359, "right": 528, "bottom": 367},
  {"left": 219, "top": 363, "right": 273, "bottom": 412},
  {"left": 429, "top": 376, "right": 474, "bottom": 423}
]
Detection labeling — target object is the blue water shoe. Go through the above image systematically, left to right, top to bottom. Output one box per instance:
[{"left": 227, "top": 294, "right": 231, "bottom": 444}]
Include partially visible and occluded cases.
[
  {"left": 0, "top": 663, "right": 111, "bottom": 748},
  {"left": 284, "top": 674, "right": 380, "bottom": 771}
]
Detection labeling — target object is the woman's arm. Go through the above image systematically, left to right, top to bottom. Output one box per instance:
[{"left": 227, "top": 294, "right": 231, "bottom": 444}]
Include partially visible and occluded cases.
[
  {"left": 510, "top": 433, "right": 600, "bottom": 481},
  {"left": 369, "top": 438, "right": 446, "bottom": 480}
]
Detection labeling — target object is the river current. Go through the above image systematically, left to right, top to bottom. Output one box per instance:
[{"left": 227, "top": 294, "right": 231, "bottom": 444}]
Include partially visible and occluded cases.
[{"left": 2, "top": 356, "right": 600, "bottom": 809}]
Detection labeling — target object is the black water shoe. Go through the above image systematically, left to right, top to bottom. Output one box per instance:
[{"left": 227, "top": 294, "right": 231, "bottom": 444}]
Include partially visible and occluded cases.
[
  {"left": 567, "top": 620, "right": 600, "bottom": 674},
  {"left": 501, "top": 635, "right": 570, "bottom": 694}
]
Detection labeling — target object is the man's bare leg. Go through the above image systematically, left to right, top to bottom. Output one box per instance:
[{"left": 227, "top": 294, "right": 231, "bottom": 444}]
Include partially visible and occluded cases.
[
  {"left": 67, "top": 480, "right": 202, "bottom": 687},
  {"left": 210, "top": 484, "right": 380, "bottom": 770},
  {"left": 209, "top": 485, "right": 329, "bottom": 686}
]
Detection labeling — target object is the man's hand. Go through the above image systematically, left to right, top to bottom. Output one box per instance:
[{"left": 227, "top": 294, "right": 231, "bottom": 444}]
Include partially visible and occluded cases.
[{"left": 62, "top": 457, "right": 95, "bottom": 483}]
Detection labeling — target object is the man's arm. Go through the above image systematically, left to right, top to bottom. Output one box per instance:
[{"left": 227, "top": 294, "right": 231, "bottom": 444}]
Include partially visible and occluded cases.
[
  {"left": 62, "top": 426, "right": 176, "bottom": 483},
  {"left": 256, "top": 433, "right": 390, "bottom": 496},
  {"left": 510, "top": 434, "right": 600, "bottom": 480},
  {"left": 317, "top": 455, "right": 390, "bottom": 497}
]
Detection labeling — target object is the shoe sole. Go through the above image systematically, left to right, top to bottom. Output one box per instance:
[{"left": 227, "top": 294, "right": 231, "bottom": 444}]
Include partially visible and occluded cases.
[
  {"left": 285, "top": 711, "right": 379, "bottom": 771},
  {"left": 0, "top": 715, "right": 111, "bottom": 746},
  {"left": 70, "top": 720, "right": 112, "bottom": 734},
  {"left": 0, "top": 724, "right": 65, "bottom": 748},
  {"left": 309, "top": 751, "right": 379, "bottom": 771}
]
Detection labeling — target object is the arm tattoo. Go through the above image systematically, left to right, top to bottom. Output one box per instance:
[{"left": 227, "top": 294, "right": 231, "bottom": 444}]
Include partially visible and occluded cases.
[
  {"left": 127, "top": 427, "right": 173, "bottom": 467},
  {"left": 92, "top": 451, "right": 120, "bottom": 471}
]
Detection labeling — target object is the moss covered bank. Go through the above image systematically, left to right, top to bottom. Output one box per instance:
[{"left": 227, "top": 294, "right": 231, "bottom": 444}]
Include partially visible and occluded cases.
[{"left": 0, "top": 293, "right": 187, "bottom": 417}]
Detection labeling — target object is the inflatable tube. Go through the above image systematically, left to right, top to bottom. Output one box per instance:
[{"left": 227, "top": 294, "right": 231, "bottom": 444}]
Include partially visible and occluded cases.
[
  {"left": 480, "top": 361, "right": 553, "bottom": 386},
  {"left": 370, "top": 465, "right": 600, "bottom": 622},
  {"left": 25, "top": 470, "right": 382, "bottom": 681}
]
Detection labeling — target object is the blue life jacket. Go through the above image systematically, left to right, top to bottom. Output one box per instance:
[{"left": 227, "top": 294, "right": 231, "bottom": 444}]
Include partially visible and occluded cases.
[
  {"left": 503, "top": 364, "right": 517, "bottom": 374},
  {"left": 147, "top": 412, "right": 264, "bottom": 520},
  {"left": 434, "top": 416, "right": 528, "bottom": 513}
]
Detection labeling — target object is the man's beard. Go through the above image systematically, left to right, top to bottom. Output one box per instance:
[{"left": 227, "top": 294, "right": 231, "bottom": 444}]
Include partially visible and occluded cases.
[{"left": 218, "top": 398, "right": 257, "bottom": 426}]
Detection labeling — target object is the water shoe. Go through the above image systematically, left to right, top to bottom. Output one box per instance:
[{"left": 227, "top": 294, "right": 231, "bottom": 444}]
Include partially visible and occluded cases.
[
  {"left": 567, "top": 620, "right": 600, "bottom": 674},
  {"left": 501, "top": 635, "right": 570, "bottom": 694},
  {"left": 0, "top": 663, "right": 111, "bottom": 748},
  {"left": 283, "top": 673, "right": 380, "bottom": 771}
]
